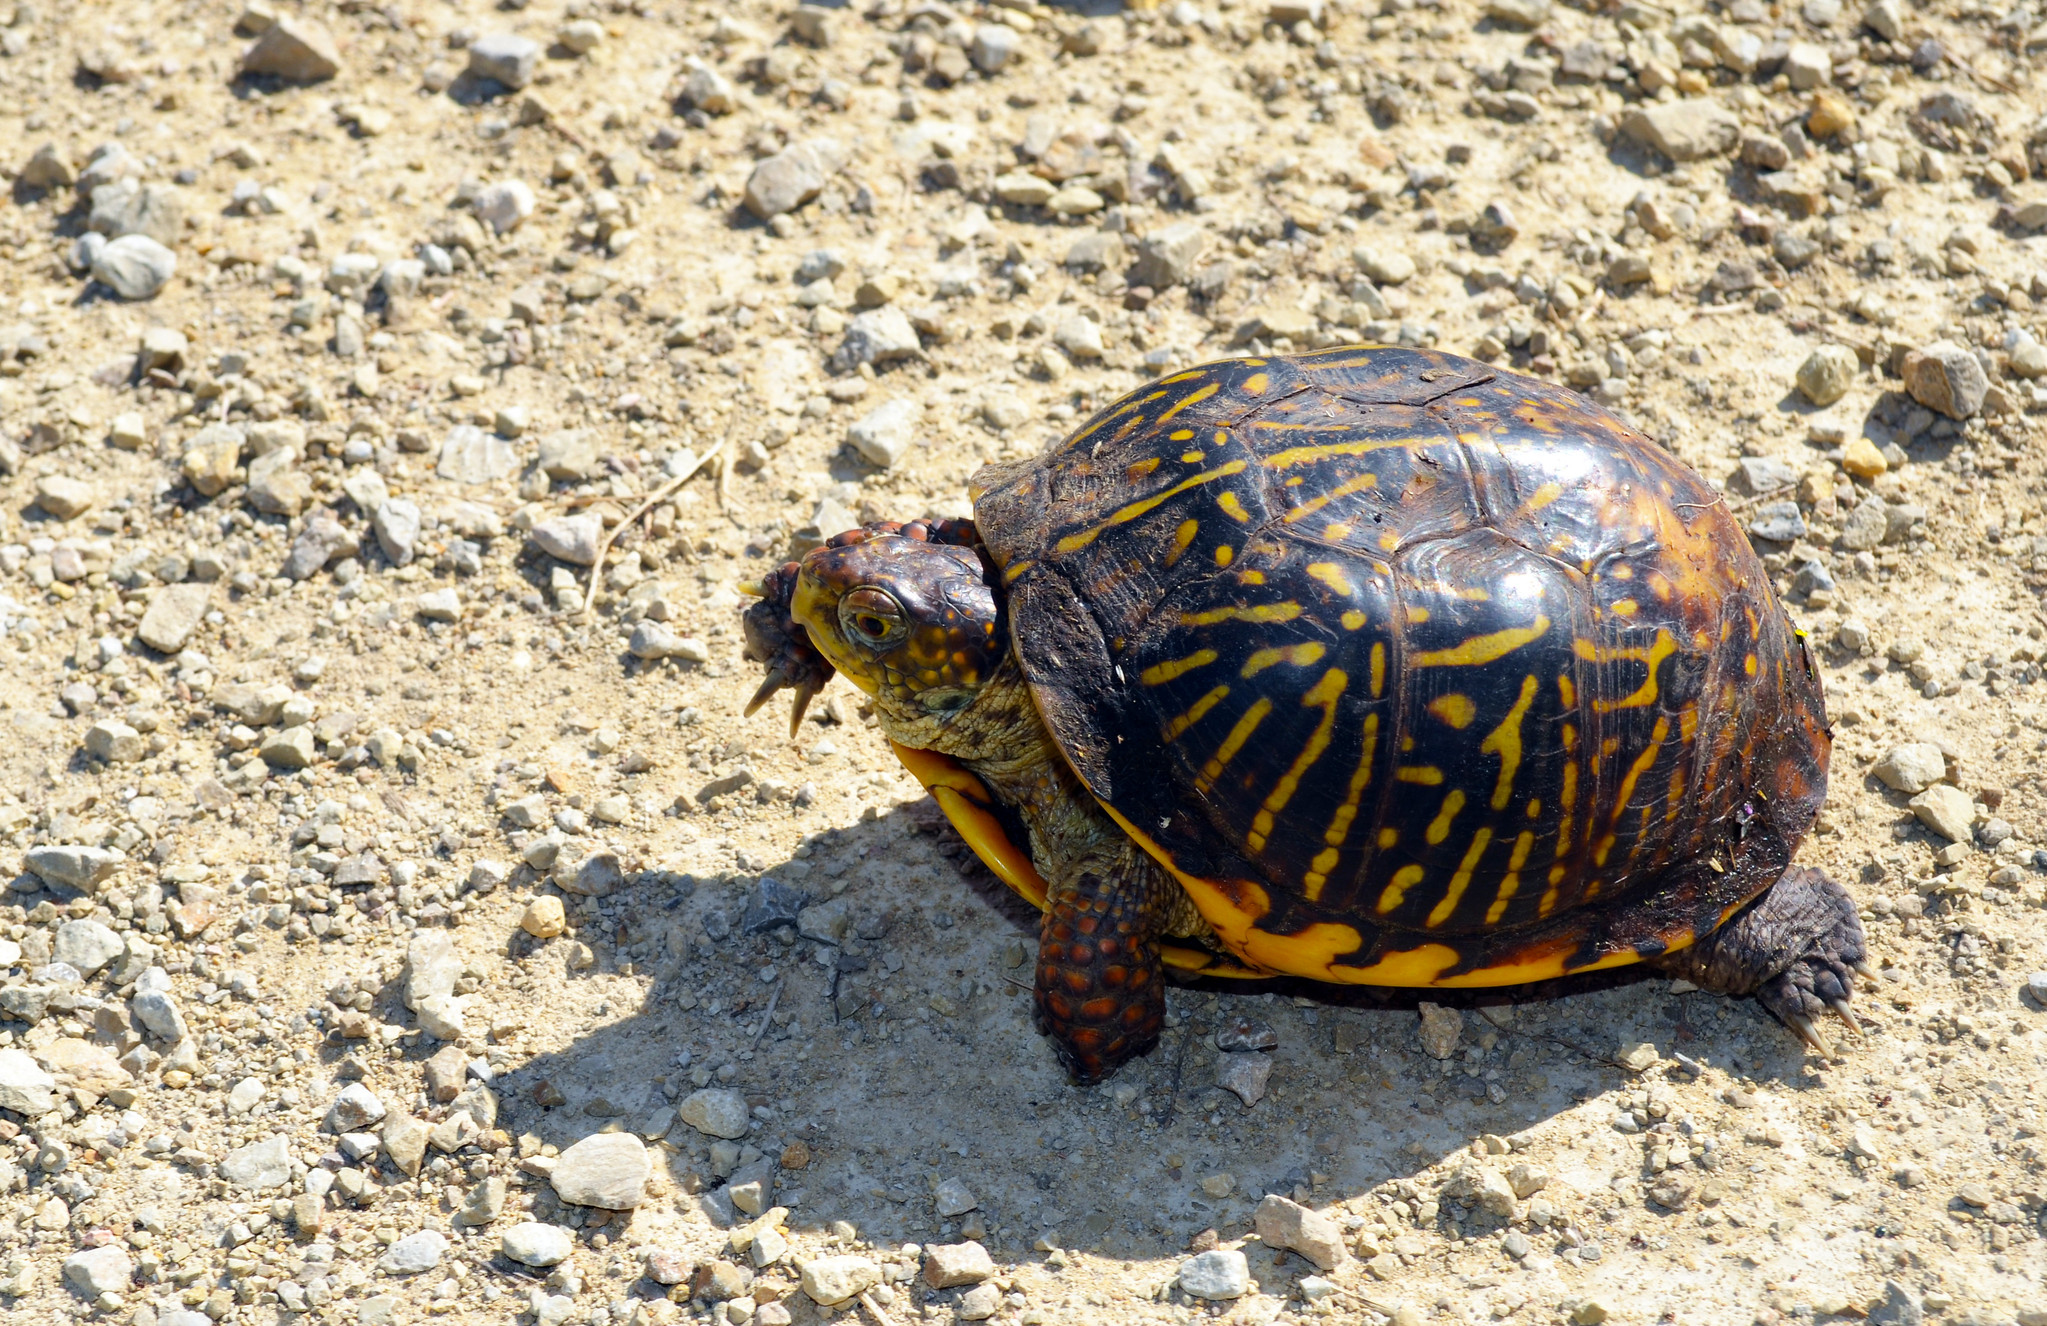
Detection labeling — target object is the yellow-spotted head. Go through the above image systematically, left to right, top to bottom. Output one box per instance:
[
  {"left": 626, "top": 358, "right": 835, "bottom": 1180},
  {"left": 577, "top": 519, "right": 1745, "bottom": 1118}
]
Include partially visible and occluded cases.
[{"left": 741, "top": 519, "right": 1004, "bottom": 732}]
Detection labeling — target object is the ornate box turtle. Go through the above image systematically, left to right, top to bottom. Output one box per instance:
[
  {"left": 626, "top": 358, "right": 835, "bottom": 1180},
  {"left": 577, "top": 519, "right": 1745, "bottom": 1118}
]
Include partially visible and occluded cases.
[{"left": 743, "top": 347, "right": 1869, "bottom": 1082}]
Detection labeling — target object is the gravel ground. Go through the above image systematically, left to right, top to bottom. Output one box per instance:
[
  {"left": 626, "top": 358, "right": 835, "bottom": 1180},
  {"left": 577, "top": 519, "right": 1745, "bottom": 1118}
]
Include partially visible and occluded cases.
[{"left": 0, "top": 2, "right": 2044, "bottom": 1325}]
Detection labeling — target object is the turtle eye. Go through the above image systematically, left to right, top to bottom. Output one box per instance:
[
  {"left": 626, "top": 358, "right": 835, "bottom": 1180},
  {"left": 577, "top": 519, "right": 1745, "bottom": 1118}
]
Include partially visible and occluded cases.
[{"left": 839, "top": 588, "right": 907, "bottom": 649}]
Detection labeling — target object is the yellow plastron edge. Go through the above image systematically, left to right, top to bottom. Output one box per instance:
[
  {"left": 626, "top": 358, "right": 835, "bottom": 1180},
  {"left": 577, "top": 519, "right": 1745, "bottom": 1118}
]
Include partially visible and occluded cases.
[{"left": 886, "top": 741, "right": 1265, "bottom": 979}]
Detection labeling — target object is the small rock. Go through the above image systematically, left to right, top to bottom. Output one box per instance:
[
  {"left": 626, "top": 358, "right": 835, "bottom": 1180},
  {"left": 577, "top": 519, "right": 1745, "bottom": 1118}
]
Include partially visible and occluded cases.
[
  {"left": 1485, "top": 0, "right": 1551, "bottom": 25},
  {"left": 240, "top": 17, "right": 340, "bottom": 81},
  {"left": 970, "top": 23, "right": 1020, "bottom": 74},
  {"left": 468, "top": 33, "right": 540, "bottom": 90},
  {"left": 681, "top": 65, "right": 737, "bottom": 114},
  {"left": 1806, "top": 88, "right": 1856, "bottom": 137},
  {"left": 1622, "top": 99, "right": 1739, "bottom": 161},
  {"left": 744, "top": 139, "right": 845, "bottom": 220},
  {"left": 20, "top": 142, "right": 77, "bottom": 189},
  {"left": 474, "top": 180, "right": 536, "bottom": 236},
  {"left": 90, "top": 233, "right": 176, "bottom": 299},
  {"left": 1354, "top": 248, "right": 1416, "bottom": 286},
  {"left": 829, "top": 307, "right": 922, "bottom": 371},
  {"left": 1053, "top": 315, "right": 1105, "bottom": 360},
  {"left": 1901, "top": 341, "right": 1988, "bottom": 420},
  {"left": 1795, "top": 344, "right": 1858, "bottom": 406},
  {"left": 848, "top": 398, "right": 922, "bottom": 469},
  {"left": 437, "top": 424, "right": 518, "bottom": 484},
  {"left": 536, "top": 429, "right": 600, "bottom": 480},
  {"left": 1840, "top": 435, "right": 1888, "bottom": 480},
  {"left": 34, "top": 475, "right": 97, "bottom": 520},
  {"left": 1839, "top": 498, "right": 1888, "bottom": 551},
  {"left": 374, "top": 499, "right": 422, "bottom": 568},
  {"left": 1749, "top": 501, "right": 1808, "bottom": 543},
  {"left": 530, "top": 513, "right": 605, "bottom": 566},
  {"left": 137, "top": 582, "right": 212, "bottom": 653},
  {"left": 416, "top": 588, "right": 461, "bottom": 623},
  {"left": 628, "top": 621, "right": 699, "bottom": 660},
  {"left": 86, "top": 720, "right": 145, "bottom": 763},
  {"left": 260, "top": 725, "right": 316, "bottom": 770},
  {"left": 1873, "top": 743, "right": 1946, "bottom": 794},
  {"left": 1908, "top": 784, "right": 1975, "bottom": 843},
  {"left": 26, "top": 844, "right": 123, "bottom": 891},
  {"left": 521, "top": 896, "right": 566, "bottom": 938},
  {"left": 53, "top": 920, "right": 123, "bottom": 976},
  {"left": 2026, "top": 971, "right": 2047, "bottom": 1004},
  {"left": 414, "top": 993, "right": 469, "bottom": 1041},
  {"left": 1416, "top": 1002, "right": 1461, "bottom": 1058},
  {"left": 1617, "top": 1042, "right": 1660, "bottom": 1072},
  {"left": 0, "top": 1048, "right": 58, "bottom": 1115},
  {"left": 1216, "top": 1051, "right": 1272, "bottom": 1107},
  {"left": 326, "top": 1082, "right": 388, "bottom": 1133},
  {"left": 680, "top": 1088, "right": 751, "bottom": 1140},
  {"left": 382, "top": 1115, "right": 432, "bottom": 1177},
  {"left": 551, "top": 1132, "right": 650, "bottom": 1210},
  {"left": 219, "top": 1134, "right": 293, "bottom": 1191},
  {"left": 1443, "top": 1159, "right": 1519, "bottom": 1218},
  {"left": 459, "top": 1176, "right": 507, "bottom": 1226},
  {"left": 933, "top": 1176, "right": 978, "bottom": 1217},
  {"left": 1253, "top": 1194, "right": 1347, "bottom": 1270},
  {"left": 503, "top": 1222, "right": 574, "bottom": 1268},
  {"left": 377, "top": 1230, "right": 447, "bottom": 1275},
  {"left": 923, "top": 1240, "right": 995, "bottom": 1288},
  {"left": 62, "top": 1244, "right": 132, "bottom": 1300},
  {"left": 645, "top": 1248, "right": 693, "bottom": 1285},
  {"left": 1177, "top": 1249, "right": 1250, "bottom": 1301},
  {"left": 800, "top": 1255, "right": 881, "bottom": 1306},
  {"left": 1866, "top": 1280, "right": 1923, "bottom": 1326},
  {"left": 957, "top": 1283, "right": 1002, "bottom": 1321},
  {"left": 1571, "top": 1300, "right": 1612, "bottom": 1326}
]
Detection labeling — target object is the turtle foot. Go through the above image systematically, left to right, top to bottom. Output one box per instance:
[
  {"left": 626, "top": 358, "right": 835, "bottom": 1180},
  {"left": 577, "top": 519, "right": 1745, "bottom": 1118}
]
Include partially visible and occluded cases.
[
  {"left": 1654, "top": 865, "right": 1869, "bottom": 1057},
  {"left": 1034, "top": 867, "right": 1165, "bottom": 1085}
]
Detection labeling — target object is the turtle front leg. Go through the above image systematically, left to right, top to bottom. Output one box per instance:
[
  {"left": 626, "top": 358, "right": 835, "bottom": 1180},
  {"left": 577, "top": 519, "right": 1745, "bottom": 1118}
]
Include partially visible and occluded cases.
[
  {"left": 1034, "top": 856, "right": 1168, "bottom": 1084},
  {"left": 1651, "top": 865, "right": 1873, "bottom": 1056}
]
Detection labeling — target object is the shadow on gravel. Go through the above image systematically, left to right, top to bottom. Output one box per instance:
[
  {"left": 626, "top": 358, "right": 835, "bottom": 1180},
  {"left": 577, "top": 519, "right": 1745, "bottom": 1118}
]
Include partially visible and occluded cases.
[{"left": 488, "top": 796, "right": 1834, "bottom": 1274}]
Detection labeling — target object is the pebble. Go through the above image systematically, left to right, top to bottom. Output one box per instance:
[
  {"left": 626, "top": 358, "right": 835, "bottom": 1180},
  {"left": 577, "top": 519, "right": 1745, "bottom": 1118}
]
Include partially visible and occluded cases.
[
  {"left": 240, "top": 17, "right": 340, "bottom": 80},
  {"left": 559, "top": 19, "right": 604, "bottom": 55},
  {"left": 971, "top": 23, "right": 1019, "bottom": 73},
  {"left": 468, "top": 33, "right": 540, "bottom": 90},
  {"left": 682, "top": 64, "right": 737, "bottom": 115},
  {"left": 1621, "top": 99, "right": 1739, "bottom": 161},
  {"left": 744, "top": 139, "right": 845, "bottom": 220},
  {"left": 89, "top": 179, "right": 187, "bottom": 247},
  {"left": 474, "top": 179, "right": 536, "bottom": 235},
  {"left": 1130, "top": 222, "right": 1208, "bottom": 289},
  {"left": 91, "top": 234, "right": 177, "bottom": 299},
  {"left": 1354, "top": 248, "right": 1416, "bottom": 286},
  {"left": 829, "top": 307, "right": 922, "bottom": 372},
  {"left": 1053, "top": 314, "right": 1104, "bottom": 360},
  {"left": 1901, "top": 341, "right": 1987, "bottom": 420},
  {"left": 1795, "top": 344, "right": 1858, "bottom": 406},
  {"left": 848, "top": 398, "right": 923, "bottom": 469},
  {"left": 438, "top": 424, "right": 518, "bottom": 484},
  {"left": 537, "top": 429, "right": 600, "bottom": 480},
  {"left": 34, "top": 475, "right": 97, "bottom": 520},
  {"left": 374, "top": 499, "right": 422, "bottom": 567},
  {"left": 530, "top": 513, "right": 605, "bottom": 566},
  {"left": 138, "top": 582, "right": 212, "bottom": 653},
  {"left": 416, "top": 588, "right": 461, "bottom": 623},
  {"left": 628, "top": 621, "right": 708, "bottom": 662},
  {"left": 86, "top": 720, "right": 145, "bottom": 763},
  {"left": 1873, "top": 742, "right": 1946, "bottom": 794},
  {"left": 1908, "top": 784, "right": 1975, "bottom": 843},
  {"left": 26, "top": 844, "right": 123, "bottom": 891},
  {"left": 521, "top": 896, "right": 567, "bottom": 938},
  {"left": 53, "top": 919, "right": 122, "bottom": 975},
  {"left": 2026, "top": 971, "right": 2047, "bottom": 1004},
  {"left": 415, "top": 993, "right": 470, "bottom": 1041},
  {"left": 1416, "top": 1002, "right": 1462, "bottom": 1059},
  {"left": 1214, "top": 1017, "right": 1277, "bottom": 1052},
  {"left": 1617, "top": 1042, "right": 1660, "bottom": 1072},
  {"left": 0, "top": 1048, "right": 58, "bottom": 1115},
  {"left": 1216, "top": 1051, "right": 1272, "bottom": 1107},
  {"left": 326, "top": 1082, "right": 388, "bottom": 1132},
  {"left": 680, "top": 1088, "right": 752, "bottom": 1140},
  {"left": 382, "top": 1114, "right": 432, "bottom": 1177},
  {"left": 550, "top": 1132, "right": 650, "bottom": 1210},
  {"left": 219, "top": 1134, "right": 293, "bottom": 1191},
  {"left": 460, "top": 1176, "right": 508, "bottom": 1226},
  {"left": 933, "top": 1176, "right": 978, "bottom": 1217},
  {"left": 1253, "top": 1194, "right": 1347, "bottom": 1270},
  {"left": 503, "top": 1221, "right": 574, "bottom": 1267},
  {"left": 377, "top": 1230, "right": 447, "bottom": 1275},
  {"left": 924, "top": 1240, "right": 995, "bottom": 1287},
  {"left": 61, "top": 1244, "right": 133, "bottom": 1299},
  {"left": 1177, "top": 1249, "right": 1250, "bottom": 1301},
  {"left": 799, "top": 1255, "right": 881, "bottom": 1306},
  {"left": 1866, "top": 1281, "right": 1923, "bottom": 1326},
  {"left": 957, "top": 1283, "right": 1002, "bottom": 1321}
]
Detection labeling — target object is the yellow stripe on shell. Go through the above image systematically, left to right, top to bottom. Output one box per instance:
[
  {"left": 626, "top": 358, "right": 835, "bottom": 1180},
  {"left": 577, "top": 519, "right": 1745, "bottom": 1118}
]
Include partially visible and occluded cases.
[
  {"left": 1054, "top": 460, "right": 1248, "bottom": 554},
  {"left": 1178, "top": 602, "right": 1305, "bottom": 626},
  {"left": 1411, "top": 615, "right": 1552, "bottom": 668},
  {"left": 1240, "top": 642, "right": 1326, "bottom": 677},
  {"left": 1139, "top": 650, "right": 1219, "bottom": 686},
  {"left": 1246, "top": 667, "right": 1347, "bottom": 854},
  {"left": 1478, "top": 674, "right": 1540, "bottom": 811},
  {"left": 1163, "top": 685, "right": 1230, "bottom": 741},
  {"left": 1195, "top": 697, "right": 1273, "bottom": 794},
  {"left": 1427, "top": 827, "right": 1495, "bottom": 928}
]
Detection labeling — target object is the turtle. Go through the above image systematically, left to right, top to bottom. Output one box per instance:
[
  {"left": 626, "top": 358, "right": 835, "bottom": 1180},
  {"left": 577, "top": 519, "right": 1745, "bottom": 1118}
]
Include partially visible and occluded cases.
[{"left": 741, "top": 345, "right": 1870, "bottom": 1083}]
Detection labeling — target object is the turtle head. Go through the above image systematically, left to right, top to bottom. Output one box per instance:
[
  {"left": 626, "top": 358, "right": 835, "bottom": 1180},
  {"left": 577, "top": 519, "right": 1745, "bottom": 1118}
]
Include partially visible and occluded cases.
[{"left": 741, "top": 520, "right": 1003, "bottom": 732}]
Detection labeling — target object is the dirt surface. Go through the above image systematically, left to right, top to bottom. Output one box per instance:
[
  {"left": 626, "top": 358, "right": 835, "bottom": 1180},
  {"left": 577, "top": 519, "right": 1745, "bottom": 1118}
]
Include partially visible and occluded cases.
[{"left": 0, "top": 2, "right": 2044, "bottom": 1325}]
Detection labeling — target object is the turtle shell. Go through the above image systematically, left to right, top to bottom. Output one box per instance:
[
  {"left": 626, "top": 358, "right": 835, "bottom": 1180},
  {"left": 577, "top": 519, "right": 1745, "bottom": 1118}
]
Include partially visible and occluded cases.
[{"left": 968, "top": 346, "right": 1829, "bottom": 988}]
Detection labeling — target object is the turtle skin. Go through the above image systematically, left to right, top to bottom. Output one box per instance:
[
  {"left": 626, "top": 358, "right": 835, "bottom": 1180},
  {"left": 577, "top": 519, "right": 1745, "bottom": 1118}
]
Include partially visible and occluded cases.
[{"left": 969, "top": 346, "right": 1848, "bottom": 1011}]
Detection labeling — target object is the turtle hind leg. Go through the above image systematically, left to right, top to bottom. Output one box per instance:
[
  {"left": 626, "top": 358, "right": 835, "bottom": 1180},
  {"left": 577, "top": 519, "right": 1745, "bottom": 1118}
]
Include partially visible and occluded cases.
[
  {"left": 1034, "top": 862, "right": 1167, "bottom": 1084},
  {"left": 1651, "top": 865, "right": 1870, "bottom": 1056}
]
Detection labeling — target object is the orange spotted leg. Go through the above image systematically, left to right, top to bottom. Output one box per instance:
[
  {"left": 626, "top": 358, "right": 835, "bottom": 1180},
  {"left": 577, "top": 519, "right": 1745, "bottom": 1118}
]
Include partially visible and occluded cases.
[
  {"left": 1652, "top": 865, "right": 1874, "bottom": 1056},
  {"left": 1034, "top": 866, "right": 1166, "bottom": 1084}
]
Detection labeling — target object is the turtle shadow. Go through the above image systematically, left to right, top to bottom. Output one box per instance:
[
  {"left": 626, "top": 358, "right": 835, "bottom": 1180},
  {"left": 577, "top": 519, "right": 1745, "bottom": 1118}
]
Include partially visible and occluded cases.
[{"left": 490, "top": 795, "right": 1846, "bottom": 1300}]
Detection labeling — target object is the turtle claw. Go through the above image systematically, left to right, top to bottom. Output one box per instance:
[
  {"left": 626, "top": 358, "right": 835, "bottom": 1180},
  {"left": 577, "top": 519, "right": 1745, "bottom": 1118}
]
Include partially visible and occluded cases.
[
  {"left": 744, "top": 667, "right": 791, "bottom": 719},
  {"left": 784, "top": 674, "right": 824, "bottom": 738},
  {"left": 1852, "top": 959, "right": 1885, "bottom": 982},
  {"left": 1828, "top": 999, "right": 1861, "bottom": 1035},
  {"left": 1786, "top": 1013, "right": 1833, "bottom": 1058}
]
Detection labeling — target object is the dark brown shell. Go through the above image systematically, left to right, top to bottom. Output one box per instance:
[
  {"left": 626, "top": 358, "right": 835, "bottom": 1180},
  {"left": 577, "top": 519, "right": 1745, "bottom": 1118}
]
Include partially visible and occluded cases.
[{"left": 970, "top": 346, "right": 1829, "bottom": 983}]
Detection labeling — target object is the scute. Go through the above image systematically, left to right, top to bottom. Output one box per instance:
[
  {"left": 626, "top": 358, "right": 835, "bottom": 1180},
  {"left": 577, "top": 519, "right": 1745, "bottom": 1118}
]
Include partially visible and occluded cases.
[{"left": 972, "top": 347, "right": 1829, "bottom": 987}]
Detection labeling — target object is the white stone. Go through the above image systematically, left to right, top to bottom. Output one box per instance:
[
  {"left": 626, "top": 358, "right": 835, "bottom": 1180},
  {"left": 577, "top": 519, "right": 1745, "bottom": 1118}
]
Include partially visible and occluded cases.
[
  {"left": 474, "top": 180, "right": 536, "bottom": 235},
  {"left": 91, "top": 234, "right": 177, "bottom": 299},
  {"left": 1053, "top": 315, "right": 1104, "bottom": 360},
  {"left": 848, "top": 398, "right": 922, "bottom": 468},
  {"left": 530, "top": 513, "right": 605, "bottom": 566},
  {"left": 1873, "top": 743, "right": 1946, "bottom": 795},
  {"left": 1908, "top": 784, "right": 1975, "bottom": 843},
  {"left": 25, "top": 844, "right": 122, "bottom": 890},
  {"left": 53, "top": 920, "right": 123, "bottom": 976},
  {"left": 404, "top": 932, "right": 461, "bottom": 1010},
  {"left": 0, "top": 1048, "right": 57, "bottom": 1115},
  {"left": 325, "top": 1082, "right": 388, "bottom": 1132},
  {"left": 679, "top": 1088, "right": 751, "bottom": 1139},
  {"left": 550, "top": 1132, "right": 650, "bottom": 1210},
  {"left": 219, "top": 1134, "right": 293, "bottom": 1191},
  {"left": 502, "top": 1221, "right": 574, "bottom": 1267},
  {"left": 377, "top": 1229, "right": 447, "bottom": 1275},
  {"left": 923, "top": 1240, "right": 995, "bottom": 1288},
  {"left": 62, "top": 1245, "right": 133, "bottom": 1299},
  {"left": 1177, "top": 1249, "right": 1250, "bottom": 1300},
  {"left": 800, "top": 1256, "right": 881, "bottom": 1306}
]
